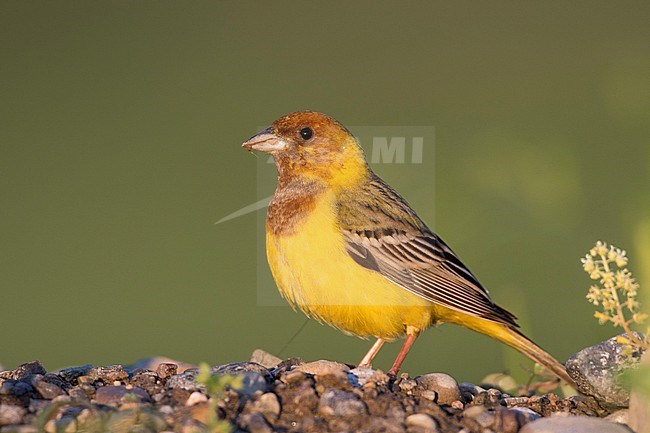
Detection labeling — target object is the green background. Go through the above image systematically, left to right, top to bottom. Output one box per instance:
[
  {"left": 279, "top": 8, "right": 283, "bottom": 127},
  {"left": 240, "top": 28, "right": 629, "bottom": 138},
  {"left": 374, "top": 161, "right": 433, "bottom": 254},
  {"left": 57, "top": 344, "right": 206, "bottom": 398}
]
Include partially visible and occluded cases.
[{"left": 2, "top": 1, "right": 649, "bottom": 383}]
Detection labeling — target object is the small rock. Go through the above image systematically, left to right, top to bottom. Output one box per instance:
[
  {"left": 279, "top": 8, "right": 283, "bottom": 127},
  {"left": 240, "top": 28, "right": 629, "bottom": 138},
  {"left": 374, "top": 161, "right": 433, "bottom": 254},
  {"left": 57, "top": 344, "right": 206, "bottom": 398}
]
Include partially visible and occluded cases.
[
  {"left": 566, "top": 332, "right": 645, "bottom": 408},
  {"left": 250, "top": 350, "right": 282, "bottom": 369},
  {"left": 629, "top": 350, "right": 650, "bottom": 433},
  {"left": 128, "top": 357, "right": 195, "bottom": 374},
  {"left": 271, "top": 357, "right": 304, "bottom": 375},
  {"left": 294, "top": 360, "right": 350, "bottom": 375},
  {"left": 8, "top": 362, "right": 46, "bottom": 381},
  {"left": 212, "top": 362, "right": 271, "bottom": 379},
  {"left": 156, "top": 363, "right": 178, "bottom": 380},
  {"left": 169, "top": 363, "right": 267, "bottom": 397},
  {"left": 56, "top": 365, "right": 93, "bottom": 383},
  {"left": 90, "top": 365, "right": 129, "bottom": 383},
  {"left": 313, "top": 367, "right": 352, "bottom": 391},
  {"left": 348, "top": 367, "right": 377, "bottom": 386},
  {"left": 166, "top": 369, "right": 200, "bottom": 391},
  {"left": 279, "top": 370, "right": 309, "bottom": 385},
  {"left": 235, "top": 372, "right": 268, "bottom": 396},
  {"left": 415, "top": 373, "right": 461, "bottom": 405},
  {"left": 398, "top": 374, "right": 418, "bottom": 395},
  {"left": 31, "top": 377, "right": 65, "bottom": 400},
  {"left": 0, "top": 381, "right": 16, "bottom": 396},
  {"left": 8, "top": 382, "right": 32, "bottom": 397},
  {"left": 459, "top": 382, "right": 486, "bottom": 403},
  {"left": 94, "top": 386, "right": 149, "bottom": 406},
  {"left": 474, "top": 388, "right": 503, "bottom": 408},
  {"left": 318, "top": 389, "right": 367, "bottom": 417},
  {"left": 185, "top": 391, "right": 207, "bottom": 406},
  {"left": 247, "top": 392, "right": 281, "bottom": 423},
  {"left": 51, "top": 395, "right": 71, "bottom": 405},
  {"left": 28, "top": 399, "right": 49, "bottom": 413},
  {"left": 451, "top": 400, "right": 464, "bottom": 410},
  {"left": 0, "top": 405, "right": 25, "bottom": 426},
  {"left": 463, "top": 405, "right": 495, "bottom": 429},
  {"left": 495, "top": 407, "right": 541, "bottom": 433},
  {"left": 604, "top": 409, "right": 629, "bottom": 424},
  {"left": 239, "top": 412, "right": 272, "bottom": 433},
  {"left": 406, "top": 413, "right": 439, "bottom": 430},
  {"left": 519, "top": 416, "right": 632, "bottom": 433},
  {"left": 369, "top": 417, "right": 406, "bottom": 433},
  {"left": 0, "top": 425, "right": 38, "bottom": 433}
]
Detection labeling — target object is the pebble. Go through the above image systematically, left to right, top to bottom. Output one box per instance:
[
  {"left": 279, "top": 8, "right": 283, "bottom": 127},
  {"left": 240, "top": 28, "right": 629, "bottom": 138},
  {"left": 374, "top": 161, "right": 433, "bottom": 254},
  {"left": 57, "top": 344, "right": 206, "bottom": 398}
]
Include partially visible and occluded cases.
[
  {"left": 566, "top": 332, "right": 645, "bottom": 408},
  {"left": 250, "top": 349, "right": 282, "bottom": 369},
  {"left": 629, "top": 350, "right": 650, "bottom": 433},
  {"left": 0, "top": 356, "right": 635, "bottom": 433},
  {"left": 128, "top": 357, "right": 195, "bottom": 374},
  {"left": 294, "top": 360, "right": 350, "bottom": 375},
  {"left": 4, "top": 362, "right": 46, "bottom": 381},
  {"left": 212, "top": 362, "right": 271, "bottom": 379},
  {"left": 156, "top": 363, "right": 178, "bottom": 380},
  {"left": 56, "top": 365, "right": 93, "bottom": 383},
  {"left": 89, "top": 365, "right": 129, "bottom": 383},
  {"left": 348, "top": 367, "right": 376, "bottom": 386},
  {"left": 166, "top": 369, "right": 200, "bottom": 391},
  {"left": 279, "top": 370, "right": 309, "bottom": 385},
  {"left": 235, "top": 372, "right": 268, "bottom": 396},
  {"left": 414, "top": 373, "right": 461, "bottom": 405},
  {"left": 30, "top": 376, "right": 65, "bottom": 400},
  {"left": 0, "top": 381, "right": 16, "bottom": 396},
  {"left": 6, "top": 382, "right": 32, "bottom": 397},
  {"left": 459, "top": 382, "right": 486, "bottom": 403},
  {"left": 94, "top": 386, "right": 149, "bottom": 406},
  {"left": 318, "top": 389, "right": 367, "bottom": 417},
  {"left": 184, "top": 391, "right": 207, "bottom": 406},
  {"left": 247, "top": 392, "right": 281, "bottom": 423},
  {"left": 27, "top": 399, "right": 49, "bottom": 413},
  {"left": 0, "top": 405, "right": 25, "bottom": 426},
  {"left": 463, "top": 405, "right": 495, "bottom": 429},
  {"left": 495, "top": 407, "right": 541, "bottom": 433},
  {"left": 604, "top": 409, "right": 629, "bottom": 424},
  {"left": 239, "top": 412, "right": 272, "bottom": 433},
  {"left": 406, "top": 413, "right": 439, "bottom": 430},
  {"left": 520, "top": 415, "right": 632, "bottom": 433},
  {"left": 369, "top": 417, "right": 406, "bottom": 433},
  {"left": 0, "top": 425, "right": 37, "bottom": 433}
]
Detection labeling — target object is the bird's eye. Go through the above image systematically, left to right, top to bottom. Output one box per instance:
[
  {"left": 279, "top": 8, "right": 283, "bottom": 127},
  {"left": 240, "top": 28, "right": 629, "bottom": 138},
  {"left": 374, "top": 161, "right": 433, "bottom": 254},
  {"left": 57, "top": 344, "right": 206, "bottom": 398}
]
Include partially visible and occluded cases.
[{"left": 299, "top": 127, "right": 313, "bottom": 140}]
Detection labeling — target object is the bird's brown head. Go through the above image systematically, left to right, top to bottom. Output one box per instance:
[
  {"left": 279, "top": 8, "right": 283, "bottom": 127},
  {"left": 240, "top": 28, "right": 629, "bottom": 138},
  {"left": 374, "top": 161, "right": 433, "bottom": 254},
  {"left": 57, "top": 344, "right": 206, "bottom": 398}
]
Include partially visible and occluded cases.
[{"left": 242, "top": 111, "right": 369, "bottom": 189}]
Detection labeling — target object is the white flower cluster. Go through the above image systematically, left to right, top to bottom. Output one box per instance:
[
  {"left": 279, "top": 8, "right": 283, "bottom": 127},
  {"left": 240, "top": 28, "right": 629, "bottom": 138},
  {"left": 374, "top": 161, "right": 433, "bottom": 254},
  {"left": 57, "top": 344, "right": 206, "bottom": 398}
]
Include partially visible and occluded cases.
[{"left": 581, "top": 241, "right": 647, "bottom": 329}]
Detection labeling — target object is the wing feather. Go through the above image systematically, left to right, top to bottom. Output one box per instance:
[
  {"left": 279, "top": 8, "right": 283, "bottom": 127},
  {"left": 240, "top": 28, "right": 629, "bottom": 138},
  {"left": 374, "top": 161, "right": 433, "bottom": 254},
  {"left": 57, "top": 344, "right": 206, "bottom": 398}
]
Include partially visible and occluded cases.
[{"left": 337, "top": 174, "right": 518, "bottom": 327}]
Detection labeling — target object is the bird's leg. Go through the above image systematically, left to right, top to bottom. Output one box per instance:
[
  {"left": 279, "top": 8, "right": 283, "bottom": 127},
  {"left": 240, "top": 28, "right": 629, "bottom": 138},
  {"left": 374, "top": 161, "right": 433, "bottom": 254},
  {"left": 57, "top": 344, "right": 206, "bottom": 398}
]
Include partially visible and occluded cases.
[
  {"left": 388, "top": 327, "right": 420, "bottom": 376},
  {"left": 358, "top": 338, "right": 385, "bottom": 368}
]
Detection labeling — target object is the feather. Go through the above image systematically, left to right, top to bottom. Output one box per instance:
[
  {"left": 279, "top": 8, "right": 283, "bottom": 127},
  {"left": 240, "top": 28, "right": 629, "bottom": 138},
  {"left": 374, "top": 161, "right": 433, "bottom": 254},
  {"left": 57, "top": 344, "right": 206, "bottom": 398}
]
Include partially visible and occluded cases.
[{"left": 338, "top": 174, "right": 519, "bottom": 328}]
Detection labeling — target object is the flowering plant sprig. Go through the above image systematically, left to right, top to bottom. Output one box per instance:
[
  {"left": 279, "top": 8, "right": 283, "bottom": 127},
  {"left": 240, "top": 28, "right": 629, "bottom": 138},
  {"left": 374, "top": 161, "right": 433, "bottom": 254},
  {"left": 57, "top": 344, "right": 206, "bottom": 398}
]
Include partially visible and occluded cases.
[{"left": 581, "top": 241, "right": 648, "bottom": 349}]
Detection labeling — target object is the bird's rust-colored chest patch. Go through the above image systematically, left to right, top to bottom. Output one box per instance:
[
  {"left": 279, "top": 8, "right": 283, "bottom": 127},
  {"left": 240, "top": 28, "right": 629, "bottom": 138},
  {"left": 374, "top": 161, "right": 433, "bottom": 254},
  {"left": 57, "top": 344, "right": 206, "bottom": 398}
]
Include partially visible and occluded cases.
[{"left": 266, "top": 178, "right": 326, "bottom": 236}]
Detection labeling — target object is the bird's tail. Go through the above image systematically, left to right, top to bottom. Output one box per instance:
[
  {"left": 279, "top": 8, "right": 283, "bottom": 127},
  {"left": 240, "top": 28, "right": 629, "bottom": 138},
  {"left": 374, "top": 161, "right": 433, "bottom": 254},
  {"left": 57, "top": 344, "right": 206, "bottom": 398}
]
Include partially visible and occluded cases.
[{"left": 447, "top": 314, "right": 577, "bottom": 389}]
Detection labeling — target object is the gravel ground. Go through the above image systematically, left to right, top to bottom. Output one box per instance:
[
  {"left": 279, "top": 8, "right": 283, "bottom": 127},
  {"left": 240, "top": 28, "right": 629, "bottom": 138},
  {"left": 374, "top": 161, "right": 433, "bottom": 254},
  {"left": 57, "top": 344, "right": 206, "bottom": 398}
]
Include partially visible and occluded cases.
[{"left": 0, "top": 356, "right": 623, "bottom": 433}]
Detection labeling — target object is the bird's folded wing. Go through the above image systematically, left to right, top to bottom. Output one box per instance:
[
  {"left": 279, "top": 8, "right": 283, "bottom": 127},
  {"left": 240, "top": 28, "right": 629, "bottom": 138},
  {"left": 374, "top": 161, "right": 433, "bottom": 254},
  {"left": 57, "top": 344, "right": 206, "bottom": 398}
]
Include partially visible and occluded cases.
[{"left": 338, "top": 176, "right": 518, "bottom": 327}]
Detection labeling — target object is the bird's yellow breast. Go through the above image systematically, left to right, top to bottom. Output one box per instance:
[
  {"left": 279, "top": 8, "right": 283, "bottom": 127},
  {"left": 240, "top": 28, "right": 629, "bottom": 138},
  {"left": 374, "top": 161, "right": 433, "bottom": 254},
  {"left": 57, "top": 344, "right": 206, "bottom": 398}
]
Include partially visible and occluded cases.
[{"left": 266, "top": 191, "right": 435, "bottom": 340}]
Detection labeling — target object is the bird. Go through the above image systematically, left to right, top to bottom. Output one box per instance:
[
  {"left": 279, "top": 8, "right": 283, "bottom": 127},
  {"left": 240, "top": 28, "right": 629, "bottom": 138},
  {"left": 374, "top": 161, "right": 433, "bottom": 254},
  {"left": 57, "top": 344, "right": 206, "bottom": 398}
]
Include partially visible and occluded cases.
[{"left": 242, "top": 110, "right": 575, "bottom": 386}]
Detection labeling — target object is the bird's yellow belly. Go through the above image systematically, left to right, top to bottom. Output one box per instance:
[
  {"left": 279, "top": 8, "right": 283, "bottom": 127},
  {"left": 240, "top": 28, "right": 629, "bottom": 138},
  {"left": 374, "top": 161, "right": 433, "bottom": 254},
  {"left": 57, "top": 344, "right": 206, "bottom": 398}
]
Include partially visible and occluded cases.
[{"left": 266, "top": 194, "right": 434, "bottom": 340}]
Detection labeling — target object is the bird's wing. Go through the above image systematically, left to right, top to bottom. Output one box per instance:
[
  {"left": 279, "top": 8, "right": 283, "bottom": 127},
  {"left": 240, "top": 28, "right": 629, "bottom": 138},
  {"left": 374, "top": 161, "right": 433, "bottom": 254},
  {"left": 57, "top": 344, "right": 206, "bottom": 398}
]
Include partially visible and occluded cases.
[{"left": 337, "top": 175, "right": 518, "bottom": 327}]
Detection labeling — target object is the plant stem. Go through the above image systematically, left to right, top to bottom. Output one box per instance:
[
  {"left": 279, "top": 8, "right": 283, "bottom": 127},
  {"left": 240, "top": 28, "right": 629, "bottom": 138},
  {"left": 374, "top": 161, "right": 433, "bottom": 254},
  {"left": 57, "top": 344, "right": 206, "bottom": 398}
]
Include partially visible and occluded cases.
[{"left": 601, "top": 254, "right": 645, "bottom": 347}]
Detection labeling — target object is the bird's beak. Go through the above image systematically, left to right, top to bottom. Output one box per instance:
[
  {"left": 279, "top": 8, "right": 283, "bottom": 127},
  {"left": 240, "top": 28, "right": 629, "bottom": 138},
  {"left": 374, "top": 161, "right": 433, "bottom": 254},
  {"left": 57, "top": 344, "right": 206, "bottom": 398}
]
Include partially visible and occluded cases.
[{"left": 242, "top": 127, "right": 287, "bottom": 153}]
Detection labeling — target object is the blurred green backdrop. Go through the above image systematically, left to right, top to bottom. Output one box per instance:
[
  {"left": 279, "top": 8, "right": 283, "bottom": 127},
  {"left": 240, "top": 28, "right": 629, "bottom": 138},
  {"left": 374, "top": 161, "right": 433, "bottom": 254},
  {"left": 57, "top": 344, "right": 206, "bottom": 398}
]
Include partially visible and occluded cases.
[{"left": 1, "top": 1, "right": 649, "bottom": 383}]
